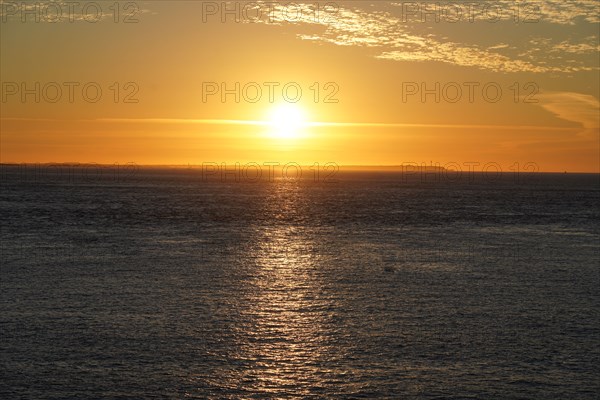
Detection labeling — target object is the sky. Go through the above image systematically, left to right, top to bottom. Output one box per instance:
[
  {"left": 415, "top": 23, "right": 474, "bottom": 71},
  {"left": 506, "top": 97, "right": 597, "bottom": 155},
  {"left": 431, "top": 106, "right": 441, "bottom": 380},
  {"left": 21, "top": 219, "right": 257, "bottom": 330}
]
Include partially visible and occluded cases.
[{"left": 1, "top": 0, "right": 599, "bottom": 171}]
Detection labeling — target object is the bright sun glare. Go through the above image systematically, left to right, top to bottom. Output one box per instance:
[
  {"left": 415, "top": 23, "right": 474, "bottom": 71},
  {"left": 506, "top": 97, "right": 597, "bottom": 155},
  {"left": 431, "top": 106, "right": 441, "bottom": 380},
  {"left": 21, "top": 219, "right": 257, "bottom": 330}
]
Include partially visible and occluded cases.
[{"left": 267, "top": 104, "right": 307, "bottom": 139}]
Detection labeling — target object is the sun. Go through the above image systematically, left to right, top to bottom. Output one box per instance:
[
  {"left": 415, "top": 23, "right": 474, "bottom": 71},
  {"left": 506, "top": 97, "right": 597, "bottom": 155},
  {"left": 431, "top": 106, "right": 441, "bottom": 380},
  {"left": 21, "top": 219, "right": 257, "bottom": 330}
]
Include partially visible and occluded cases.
[{"left": 267, "top": 104, "right": 307, "bottom": 139}]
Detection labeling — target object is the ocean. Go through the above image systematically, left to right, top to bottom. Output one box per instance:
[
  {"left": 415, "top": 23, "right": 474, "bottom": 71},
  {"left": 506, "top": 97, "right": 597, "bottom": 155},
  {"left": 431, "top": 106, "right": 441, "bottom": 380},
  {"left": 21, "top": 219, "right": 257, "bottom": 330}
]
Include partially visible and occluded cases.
[{"left": 1, "top": 165, "right": 599, "bottom": 398}]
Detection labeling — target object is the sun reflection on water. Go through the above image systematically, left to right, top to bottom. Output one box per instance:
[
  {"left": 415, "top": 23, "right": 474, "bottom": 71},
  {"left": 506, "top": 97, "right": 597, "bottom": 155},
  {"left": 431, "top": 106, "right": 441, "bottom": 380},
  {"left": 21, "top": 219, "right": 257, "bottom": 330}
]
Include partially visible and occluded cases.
[{"left": 233, "top": 180, "right": 338, "bottom": 395}]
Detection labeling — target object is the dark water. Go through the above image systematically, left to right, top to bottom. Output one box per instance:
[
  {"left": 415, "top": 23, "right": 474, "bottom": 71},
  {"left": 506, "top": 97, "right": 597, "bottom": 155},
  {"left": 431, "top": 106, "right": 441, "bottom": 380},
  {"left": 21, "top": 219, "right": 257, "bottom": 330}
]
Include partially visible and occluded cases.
[{"left": 1, "top": 166, "right": 599, "bottom": 399}]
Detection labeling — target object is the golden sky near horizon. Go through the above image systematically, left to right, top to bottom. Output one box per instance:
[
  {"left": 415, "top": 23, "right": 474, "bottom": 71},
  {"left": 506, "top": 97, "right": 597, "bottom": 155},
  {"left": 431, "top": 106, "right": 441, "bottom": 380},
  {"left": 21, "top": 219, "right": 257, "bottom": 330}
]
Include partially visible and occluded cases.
[{"left": 1, "top": 1, "right": 599, "bottom": 171}]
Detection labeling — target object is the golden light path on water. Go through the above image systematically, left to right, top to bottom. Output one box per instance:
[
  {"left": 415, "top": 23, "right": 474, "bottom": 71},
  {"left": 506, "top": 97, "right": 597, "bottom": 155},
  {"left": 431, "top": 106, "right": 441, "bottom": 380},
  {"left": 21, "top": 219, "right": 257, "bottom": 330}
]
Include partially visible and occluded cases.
[{"left": 233, "top": 179, "right": 339, "bottom": 396}]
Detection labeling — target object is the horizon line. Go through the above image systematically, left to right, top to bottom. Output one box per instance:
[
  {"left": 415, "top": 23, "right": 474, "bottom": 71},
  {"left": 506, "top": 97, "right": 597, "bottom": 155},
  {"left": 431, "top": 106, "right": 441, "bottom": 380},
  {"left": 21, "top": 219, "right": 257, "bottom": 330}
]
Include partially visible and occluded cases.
[{"left": 1, "top": 162, "right": 598, "bottom": 174}]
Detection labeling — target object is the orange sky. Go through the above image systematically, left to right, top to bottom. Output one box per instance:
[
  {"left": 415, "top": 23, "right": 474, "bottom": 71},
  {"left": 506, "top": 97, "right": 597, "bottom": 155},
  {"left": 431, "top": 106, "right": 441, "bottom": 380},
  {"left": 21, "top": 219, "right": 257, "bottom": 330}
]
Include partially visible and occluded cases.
[{"left": 1, "top": 1, "right": 599, "bottom": 171}]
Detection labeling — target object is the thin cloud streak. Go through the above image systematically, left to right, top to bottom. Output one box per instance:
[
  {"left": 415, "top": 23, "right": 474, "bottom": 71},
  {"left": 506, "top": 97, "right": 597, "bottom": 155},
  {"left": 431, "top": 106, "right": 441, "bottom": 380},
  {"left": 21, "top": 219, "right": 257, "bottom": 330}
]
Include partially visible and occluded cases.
[{"left": 1, "top": 118, "right": 575, "bottom": 131}]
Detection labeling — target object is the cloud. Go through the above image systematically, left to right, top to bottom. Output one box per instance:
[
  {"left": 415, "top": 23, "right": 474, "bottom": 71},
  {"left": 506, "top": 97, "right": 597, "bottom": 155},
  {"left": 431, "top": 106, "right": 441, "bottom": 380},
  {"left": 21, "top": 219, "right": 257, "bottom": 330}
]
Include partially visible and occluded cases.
[
  {"left": 391, "top": 0, "right": 600, "bottom": 25},
  {"left": 530, "top": 0, "right": 600, "bottom": 25},
  {"left": 251, "top": 1, "right": 599, "bottom": 73},
  {"left": 553, "top": 40, "right": 600, "bottom": 54},
  {"left": 537, "top": 92, "right": 600, "bottom": 137},
  {"left": 0, "top": 117, "right": 576, "bottom": 132}
]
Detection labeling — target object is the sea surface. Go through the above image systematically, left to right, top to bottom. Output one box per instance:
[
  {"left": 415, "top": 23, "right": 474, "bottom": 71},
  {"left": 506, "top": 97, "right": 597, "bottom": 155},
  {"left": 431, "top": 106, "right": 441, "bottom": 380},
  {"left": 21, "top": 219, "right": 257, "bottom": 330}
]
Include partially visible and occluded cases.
[{"left": 1, "top": 166, "right": 599, "bottom": 399}]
